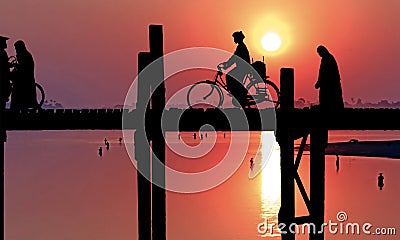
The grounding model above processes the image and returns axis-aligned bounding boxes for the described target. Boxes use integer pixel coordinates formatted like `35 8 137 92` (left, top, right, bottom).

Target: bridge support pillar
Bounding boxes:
278 68 295 240
310 123 326 240
135 52 152 240
149 24 166 240
278 67 327 240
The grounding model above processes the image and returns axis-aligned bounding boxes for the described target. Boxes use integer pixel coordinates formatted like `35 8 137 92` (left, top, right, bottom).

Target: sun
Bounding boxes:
261 32 282 52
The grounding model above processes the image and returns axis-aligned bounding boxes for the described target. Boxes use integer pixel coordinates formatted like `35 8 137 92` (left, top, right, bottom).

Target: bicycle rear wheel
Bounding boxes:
246 79 280 109
187 81 224 109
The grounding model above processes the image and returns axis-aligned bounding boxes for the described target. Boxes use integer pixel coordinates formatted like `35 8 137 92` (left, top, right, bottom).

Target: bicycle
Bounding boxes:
8 56 45 109
186 61 280 109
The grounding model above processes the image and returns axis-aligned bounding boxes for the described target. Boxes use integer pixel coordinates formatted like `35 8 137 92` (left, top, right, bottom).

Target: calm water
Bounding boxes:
4 130 400 239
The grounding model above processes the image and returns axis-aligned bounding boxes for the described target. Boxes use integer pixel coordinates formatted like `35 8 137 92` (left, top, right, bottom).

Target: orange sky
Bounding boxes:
1 0 399 108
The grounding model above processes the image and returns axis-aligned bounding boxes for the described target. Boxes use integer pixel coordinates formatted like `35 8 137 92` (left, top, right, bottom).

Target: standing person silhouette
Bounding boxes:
315 45 344 148
221 31 251 108
0 36 12 142
378 173 384 190
98 147 103 157
315 45 344 112
11 40 37 110
335 154 340 172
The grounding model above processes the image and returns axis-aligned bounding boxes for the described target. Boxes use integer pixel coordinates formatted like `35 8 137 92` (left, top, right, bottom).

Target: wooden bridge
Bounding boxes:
1 24 400 240
3 107 400 131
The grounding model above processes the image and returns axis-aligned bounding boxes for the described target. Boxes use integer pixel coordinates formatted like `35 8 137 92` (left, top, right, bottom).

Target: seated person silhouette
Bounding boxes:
220 31 251 108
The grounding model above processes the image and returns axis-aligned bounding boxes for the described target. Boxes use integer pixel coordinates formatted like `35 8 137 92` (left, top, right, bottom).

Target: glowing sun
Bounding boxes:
261 32 282 52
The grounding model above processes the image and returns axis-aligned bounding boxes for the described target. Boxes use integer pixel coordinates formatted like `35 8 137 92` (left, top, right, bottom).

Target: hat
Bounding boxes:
232 31 245 39
0 36 10 42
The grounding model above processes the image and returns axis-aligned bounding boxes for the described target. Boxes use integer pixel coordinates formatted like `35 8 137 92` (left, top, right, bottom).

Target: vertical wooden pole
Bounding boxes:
135 52 152 240
149 24 166 240
0 139 3 240
1 101 5 240
310 113 326 240
278 68 295 240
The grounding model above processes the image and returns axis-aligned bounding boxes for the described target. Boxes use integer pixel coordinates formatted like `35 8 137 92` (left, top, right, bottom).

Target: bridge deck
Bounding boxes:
4 108 400 131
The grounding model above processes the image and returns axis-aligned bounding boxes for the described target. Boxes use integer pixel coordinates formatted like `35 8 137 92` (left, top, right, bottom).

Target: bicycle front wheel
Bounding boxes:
187 81 224 109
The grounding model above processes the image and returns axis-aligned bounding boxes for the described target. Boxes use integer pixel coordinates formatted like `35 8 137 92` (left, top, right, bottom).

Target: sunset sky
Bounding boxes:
1 0 399 108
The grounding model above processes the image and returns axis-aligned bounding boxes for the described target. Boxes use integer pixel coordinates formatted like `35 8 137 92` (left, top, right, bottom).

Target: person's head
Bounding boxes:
379 173 383 175
0 36 9 49
317 45 330 58
232 31 245 44
14 40 27 53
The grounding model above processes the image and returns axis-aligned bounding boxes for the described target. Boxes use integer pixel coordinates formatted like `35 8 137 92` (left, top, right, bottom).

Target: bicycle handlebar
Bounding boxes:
217 63 224 76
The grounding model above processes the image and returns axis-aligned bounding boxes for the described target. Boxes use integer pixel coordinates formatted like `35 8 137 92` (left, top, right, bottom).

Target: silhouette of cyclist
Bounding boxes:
220 31 251 107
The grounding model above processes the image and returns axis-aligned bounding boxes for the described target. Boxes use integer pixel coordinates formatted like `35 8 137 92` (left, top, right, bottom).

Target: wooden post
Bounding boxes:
278 68 295 240
149 24 166 240
0 138 6 240
135 52 152 240
1 99 5 240
310 111 326 240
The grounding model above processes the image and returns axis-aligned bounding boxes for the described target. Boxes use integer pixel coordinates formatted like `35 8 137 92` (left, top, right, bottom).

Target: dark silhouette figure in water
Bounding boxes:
98 147 103 157
250 157 254 171
10 40 38 110
200 133 203 140
221 31 251 108
0 36 12 142
224 133 226 138
378 173 384 190
104 138 107 145
315 45 344 112
119 137 122 145
193 133 197 139
336 154 340 172
105 141 110 151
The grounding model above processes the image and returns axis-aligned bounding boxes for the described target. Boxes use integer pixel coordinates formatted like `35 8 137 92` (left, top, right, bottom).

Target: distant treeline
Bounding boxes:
295 98 400 109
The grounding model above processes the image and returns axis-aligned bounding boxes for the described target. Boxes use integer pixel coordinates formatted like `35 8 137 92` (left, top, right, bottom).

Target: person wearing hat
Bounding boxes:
220 31 251 108
0 36 12 141
11 40 37 109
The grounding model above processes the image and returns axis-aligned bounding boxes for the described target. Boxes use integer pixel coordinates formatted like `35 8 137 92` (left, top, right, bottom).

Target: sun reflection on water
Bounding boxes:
260 132 281 236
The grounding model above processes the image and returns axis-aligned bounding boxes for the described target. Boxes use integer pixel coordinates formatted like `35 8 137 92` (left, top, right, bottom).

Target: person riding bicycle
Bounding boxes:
220 31 251 107
11 40 38 110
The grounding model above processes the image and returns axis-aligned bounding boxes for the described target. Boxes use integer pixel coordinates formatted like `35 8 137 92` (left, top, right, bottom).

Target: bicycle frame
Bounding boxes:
187 63 280 109
212 66 228 91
